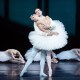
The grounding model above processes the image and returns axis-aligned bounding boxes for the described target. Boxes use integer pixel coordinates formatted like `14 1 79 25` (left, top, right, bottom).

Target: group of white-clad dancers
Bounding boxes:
0 8 80 77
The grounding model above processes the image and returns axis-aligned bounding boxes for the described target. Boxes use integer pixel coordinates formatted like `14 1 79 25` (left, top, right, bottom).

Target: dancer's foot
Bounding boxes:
48 77 52 80
51 58 58 63
40 72 47 77
48 69 52 77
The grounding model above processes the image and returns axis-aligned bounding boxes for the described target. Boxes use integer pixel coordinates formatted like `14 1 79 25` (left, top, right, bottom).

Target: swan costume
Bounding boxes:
0 51 11 62
29 18 68 51
25 18 68 61
20 18 68 77
56 50 80 61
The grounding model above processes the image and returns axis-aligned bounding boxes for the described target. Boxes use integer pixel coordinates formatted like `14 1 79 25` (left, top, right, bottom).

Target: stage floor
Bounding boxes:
0 61 80 80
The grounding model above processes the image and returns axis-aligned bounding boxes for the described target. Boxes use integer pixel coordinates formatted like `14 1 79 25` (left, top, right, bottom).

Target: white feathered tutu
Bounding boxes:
0 51 11 62
57 50 78 60
28 19 68 51
24 47 41 61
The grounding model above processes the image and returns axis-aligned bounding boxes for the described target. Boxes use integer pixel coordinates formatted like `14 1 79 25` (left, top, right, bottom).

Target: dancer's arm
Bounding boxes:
44 16 51 27
10 53 21 60
16 51 25 63
6 50 16 60
45 16 59 35
37 20 59 36
72 49 80 57
16 51 24 59
47 32 59 36
7 50 21 60
37 22 50 33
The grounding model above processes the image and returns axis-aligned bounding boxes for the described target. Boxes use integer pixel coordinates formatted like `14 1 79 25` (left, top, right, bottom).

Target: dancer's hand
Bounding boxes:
47 32 59 36
72 49 80 57
52 32 59 35
47 32 53 36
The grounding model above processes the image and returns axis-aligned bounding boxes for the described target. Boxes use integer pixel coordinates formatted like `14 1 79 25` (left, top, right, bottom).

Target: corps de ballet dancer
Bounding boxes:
56 48 80 61
20 8 68 77
0 49 25 64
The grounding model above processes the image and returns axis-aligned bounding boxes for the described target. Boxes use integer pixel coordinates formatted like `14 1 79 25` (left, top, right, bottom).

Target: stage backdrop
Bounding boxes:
9 0 38 27
49 0 76 36
0 0 4 17
0 0 76 36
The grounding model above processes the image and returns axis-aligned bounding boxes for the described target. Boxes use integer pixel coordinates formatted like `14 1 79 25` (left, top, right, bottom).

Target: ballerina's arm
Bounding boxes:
36 19 59 36
44 16 51 27
7 50 21 60
72 49 80 57
36 22 51 33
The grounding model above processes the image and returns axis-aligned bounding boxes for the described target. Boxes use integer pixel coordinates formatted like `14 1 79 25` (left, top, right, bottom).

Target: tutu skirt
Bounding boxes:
0 51 11 62
28 20 68 50
57 50 78 60
24 47 41 61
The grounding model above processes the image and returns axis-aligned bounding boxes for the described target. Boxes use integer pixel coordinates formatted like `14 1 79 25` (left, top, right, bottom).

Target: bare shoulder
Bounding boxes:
45 16 50 18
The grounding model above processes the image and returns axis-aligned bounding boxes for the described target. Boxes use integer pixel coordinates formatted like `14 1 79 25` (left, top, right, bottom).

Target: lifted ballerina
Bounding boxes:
20 8 68 77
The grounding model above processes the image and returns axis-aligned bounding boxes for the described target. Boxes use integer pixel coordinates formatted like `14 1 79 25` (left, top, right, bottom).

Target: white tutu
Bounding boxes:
0 51 11 62
24 47 41 61
28 19 68 51
57 50 78 60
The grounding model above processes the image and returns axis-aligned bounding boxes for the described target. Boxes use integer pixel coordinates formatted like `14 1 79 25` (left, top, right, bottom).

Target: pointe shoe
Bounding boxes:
48 69 52 77
40 72 47 77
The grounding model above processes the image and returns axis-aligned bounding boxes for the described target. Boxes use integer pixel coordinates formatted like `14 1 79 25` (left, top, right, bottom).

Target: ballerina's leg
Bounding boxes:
46 51 52 77
40 50 47 76
20 48 38 77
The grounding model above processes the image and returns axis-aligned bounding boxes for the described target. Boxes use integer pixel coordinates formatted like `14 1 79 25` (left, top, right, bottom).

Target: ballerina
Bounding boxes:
20 8 68 76
29 13 68 76
56 48 80 61
0 49 25 64
20 9 52 77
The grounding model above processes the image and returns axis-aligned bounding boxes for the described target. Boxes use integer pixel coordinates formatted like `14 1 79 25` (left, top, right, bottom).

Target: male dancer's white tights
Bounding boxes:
20 48 47 77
